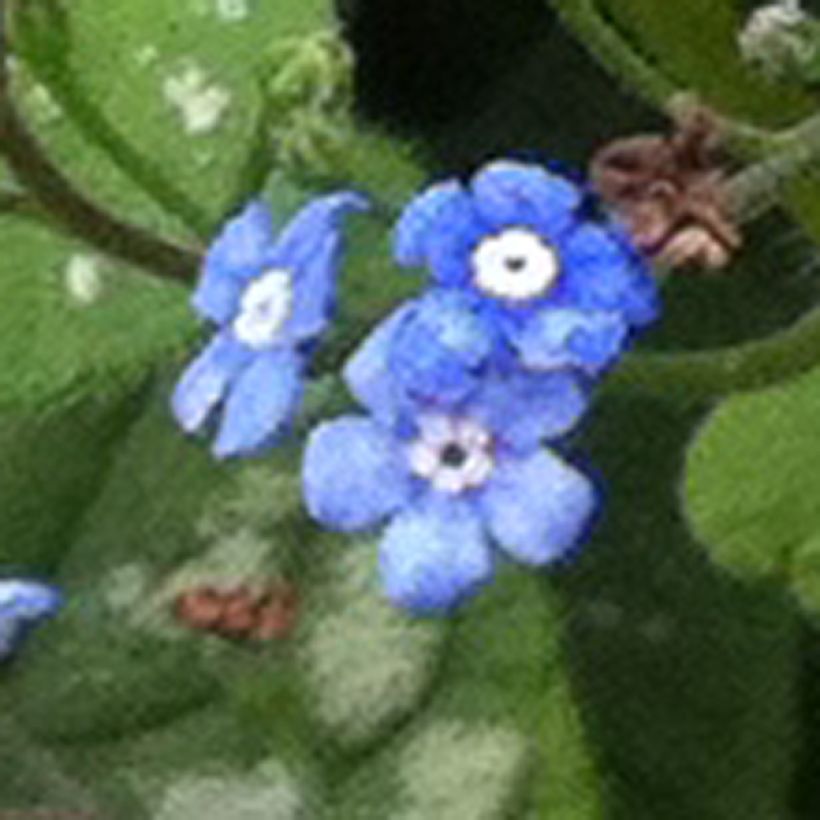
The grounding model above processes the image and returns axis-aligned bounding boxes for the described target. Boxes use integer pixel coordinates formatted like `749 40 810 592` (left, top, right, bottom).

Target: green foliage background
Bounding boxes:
3 0 820 817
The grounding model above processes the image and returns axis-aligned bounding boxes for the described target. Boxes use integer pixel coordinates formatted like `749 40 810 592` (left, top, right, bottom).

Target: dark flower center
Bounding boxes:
505 256 527 272
440 442 468 468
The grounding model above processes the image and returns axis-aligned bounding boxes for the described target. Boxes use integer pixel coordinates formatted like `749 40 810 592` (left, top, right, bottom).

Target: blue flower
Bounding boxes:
0 579 62 662
393 159 659 377
303 367 596 613
172 192 368 458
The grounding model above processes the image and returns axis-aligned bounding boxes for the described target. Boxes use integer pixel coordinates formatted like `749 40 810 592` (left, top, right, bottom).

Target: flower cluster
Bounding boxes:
304 160 659 612
173 160 660 614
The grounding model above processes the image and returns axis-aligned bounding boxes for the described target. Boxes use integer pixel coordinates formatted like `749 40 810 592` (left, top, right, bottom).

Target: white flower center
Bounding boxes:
471 227 560 301
407 415 495 495
232 269 293 349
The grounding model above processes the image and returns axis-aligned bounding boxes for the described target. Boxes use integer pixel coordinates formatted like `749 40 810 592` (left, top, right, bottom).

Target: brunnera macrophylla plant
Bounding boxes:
171 158 661 614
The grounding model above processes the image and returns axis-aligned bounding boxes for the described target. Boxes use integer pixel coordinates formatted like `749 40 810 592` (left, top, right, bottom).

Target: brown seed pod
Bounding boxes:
173 581 300 642
250 583 300 641
589 105 742 270
173 586 225 630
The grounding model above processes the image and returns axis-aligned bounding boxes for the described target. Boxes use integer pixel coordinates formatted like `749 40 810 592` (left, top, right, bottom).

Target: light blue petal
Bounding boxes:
171 332 252 434
394 180 476 267
511 308 628 374
0 580 62 620
427 229 475 287
195 200 276 323
470 160 581 236
343 302 417 426
560 224 660 327
191 266 247 326
0 580 62 661
379 494 494 613
388 288 496 405
271 191 369 270
469 369 588 451
284 233 338 342
303 415 415 532
212 347 303 458
479 449 597 565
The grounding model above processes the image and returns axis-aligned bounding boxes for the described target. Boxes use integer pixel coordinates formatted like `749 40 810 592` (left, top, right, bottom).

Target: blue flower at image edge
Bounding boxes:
172 192 368 458
302 367 597 614
0 579 62 662
393 159 660 379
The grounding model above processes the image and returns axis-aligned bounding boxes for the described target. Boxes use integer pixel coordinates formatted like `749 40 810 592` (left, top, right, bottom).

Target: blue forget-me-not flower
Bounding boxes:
172 192 367 458
0 578 62 662
303 360 597 613
392 159 659 390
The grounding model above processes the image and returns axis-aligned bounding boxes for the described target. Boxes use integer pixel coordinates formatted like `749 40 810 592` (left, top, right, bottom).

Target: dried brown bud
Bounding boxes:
172 580 299 642
174 586 224 630
589 105 741 270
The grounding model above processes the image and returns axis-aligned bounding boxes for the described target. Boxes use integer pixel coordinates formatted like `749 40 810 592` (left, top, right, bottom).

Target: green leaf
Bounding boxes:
0 215 195 412
684 362 820 608
333 567 605 819
5 379 315 744
294 539 447 750
595 0 814 123
0 716 105 816
0 390 144 571
0 593 220 744
573 392 801 819
11 0 340 237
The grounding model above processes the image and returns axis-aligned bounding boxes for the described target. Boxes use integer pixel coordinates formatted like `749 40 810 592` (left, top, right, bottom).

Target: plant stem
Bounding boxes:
610 111 820 401
0 0 200 282
551 0 785 157
726 111 820 223
551 0 676 110
606 303 820 402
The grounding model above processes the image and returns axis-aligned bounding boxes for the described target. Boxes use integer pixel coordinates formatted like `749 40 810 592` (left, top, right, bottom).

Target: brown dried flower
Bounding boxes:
589 106 742 270
174 580 299 642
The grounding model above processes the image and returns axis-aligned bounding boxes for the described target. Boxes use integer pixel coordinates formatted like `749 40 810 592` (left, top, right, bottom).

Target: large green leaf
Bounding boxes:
332 567 605 820
0 390 144 571
0 215 195 412
684 362 820 613
10 0 338 238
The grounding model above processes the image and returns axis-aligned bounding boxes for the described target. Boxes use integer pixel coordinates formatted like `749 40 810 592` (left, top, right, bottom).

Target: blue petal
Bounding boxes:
478 449 597 565
171 331 252 435
470 160 581 237
387 289 497 406
511 308 628 374
394 180 477 268
560 224 660 327
303 415 414 531
0 580 62 661
270 191 369 271
379 494 493 613
0 580 62 620
469 369 589 451
427 225 482 288
212 347 304 458
343 302 418 427
195 200 276 324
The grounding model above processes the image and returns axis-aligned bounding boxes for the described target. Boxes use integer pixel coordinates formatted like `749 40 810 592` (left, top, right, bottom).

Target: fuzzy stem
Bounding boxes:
0 0 200 282
607 110 820 402
726 111 820 223
551 0 785 157
551 0 676 109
